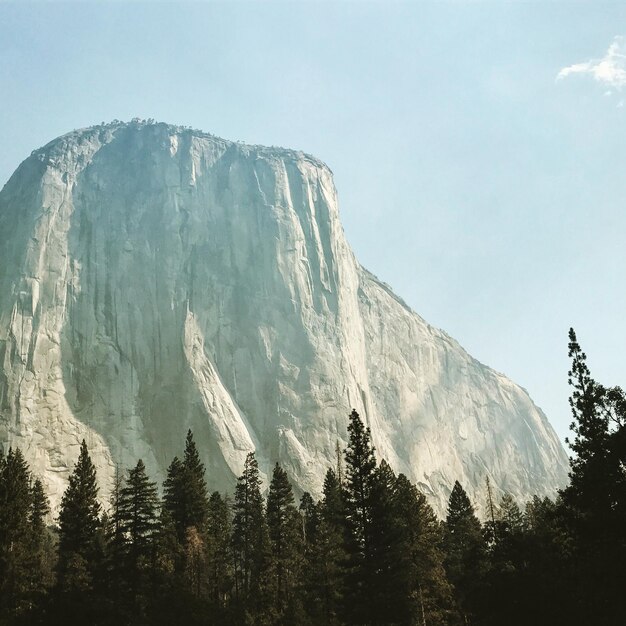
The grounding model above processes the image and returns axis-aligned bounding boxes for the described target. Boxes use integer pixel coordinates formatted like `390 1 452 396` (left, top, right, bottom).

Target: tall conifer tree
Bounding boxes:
162 432 210 543
368 460 405 624
231 452 270 619
0 448 34 618
162 456 185 542
181 430 210 532
395 474 456 626
561 328 626 623
206 491 233 610
299 492 317 546
266 463 304 623
484 493 527 625
305 469 345 626
57 440 102 593
28 478 54 602
443 481 486 624
117 460 159 573
342 409 377 625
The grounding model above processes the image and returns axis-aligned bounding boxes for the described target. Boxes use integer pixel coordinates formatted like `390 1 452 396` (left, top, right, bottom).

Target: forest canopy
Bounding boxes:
0 328 624 626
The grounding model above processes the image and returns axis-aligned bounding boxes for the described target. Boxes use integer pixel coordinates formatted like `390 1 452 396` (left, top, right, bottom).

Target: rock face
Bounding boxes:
0 121 568 515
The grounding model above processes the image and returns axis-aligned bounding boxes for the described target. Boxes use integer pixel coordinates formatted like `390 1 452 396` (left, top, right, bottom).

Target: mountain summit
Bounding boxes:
0 120 568 513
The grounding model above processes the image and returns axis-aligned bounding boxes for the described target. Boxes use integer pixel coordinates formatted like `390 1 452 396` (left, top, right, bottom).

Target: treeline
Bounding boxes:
0 328 625 626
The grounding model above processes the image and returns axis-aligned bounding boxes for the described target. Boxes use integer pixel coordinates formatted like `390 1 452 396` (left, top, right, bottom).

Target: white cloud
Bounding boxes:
557 36 626 90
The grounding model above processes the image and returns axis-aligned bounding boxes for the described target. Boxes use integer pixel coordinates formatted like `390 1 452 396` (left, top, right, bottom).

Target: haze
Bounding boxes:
2 1 625 444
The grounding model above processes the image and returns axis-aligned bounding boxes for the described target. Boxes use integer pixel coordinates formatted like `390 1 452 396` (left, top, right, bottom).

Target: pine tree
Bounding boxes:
335 440 344 486
344 410 377 552
299 492 317 545
443 481 486 624
153 507 182 579
151 506 185 619
321 468 344 531
564 328 614 511
521 495 574 625
117 460 159 575
184 526 207 599
485 493 527 626
560 329 626 624
497 493 524 535
483 476 498 549
181 430 210 532
231 452 270 620
342 409 377 625
57 439 102 593
30 478 48 530
0 448 35 618
162 456 185 541
105 465 126 590
206 491 233 610
27 478 55 603
367 459 405 624
395 473 457 626
304 469 345 626
162 432 210 542
266 463 304 623
159 437 213 616
564 328 626 525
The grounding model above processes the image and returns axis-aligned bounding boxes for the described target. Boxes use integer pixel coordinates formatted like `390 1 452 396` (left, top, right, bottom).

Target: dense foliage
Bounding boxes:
0 328 624 625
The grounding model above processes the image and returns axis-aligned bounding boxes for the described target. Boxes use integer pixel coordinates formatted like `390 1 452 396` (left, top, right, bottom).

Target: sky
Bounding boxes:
1 1 626 445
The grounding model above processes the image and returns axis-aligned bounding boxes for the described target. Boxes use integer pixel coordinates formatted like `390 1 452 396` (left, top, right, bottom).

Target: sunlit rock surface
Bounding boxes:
0 121 569 514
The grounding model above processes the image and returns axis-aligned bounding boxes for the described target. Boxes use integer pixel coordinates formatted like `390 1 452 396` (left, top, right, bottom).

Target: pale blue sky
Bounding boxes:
2 1 626 444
